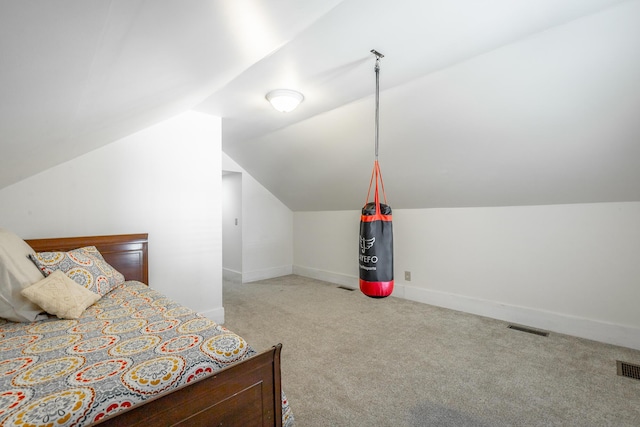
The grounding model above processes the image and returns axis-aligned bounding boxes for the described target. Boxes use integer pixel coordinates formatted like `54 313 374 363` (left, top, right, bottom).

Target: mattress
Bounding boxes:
0 281 294 426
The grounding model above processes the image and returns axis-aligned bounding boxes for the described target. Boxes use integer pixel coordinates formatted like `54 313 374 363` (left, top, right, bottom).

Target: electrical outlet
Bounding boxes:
404 271 411 281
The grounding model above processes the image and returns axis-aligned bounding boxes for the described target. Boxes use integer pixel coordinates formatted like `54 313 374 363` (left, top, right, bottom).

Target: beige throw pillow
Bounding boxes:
21 270 101 319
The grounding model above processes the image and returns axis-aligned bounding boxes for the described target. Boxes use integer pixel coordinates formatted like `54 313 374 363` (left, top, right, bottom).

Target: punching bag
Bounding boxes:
359 50 393 298
359 160 393 298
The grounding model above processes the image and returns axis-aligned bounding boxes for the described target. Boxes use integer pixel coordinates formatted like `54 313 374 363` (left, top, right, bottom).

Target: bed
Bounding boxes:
0 232 293 426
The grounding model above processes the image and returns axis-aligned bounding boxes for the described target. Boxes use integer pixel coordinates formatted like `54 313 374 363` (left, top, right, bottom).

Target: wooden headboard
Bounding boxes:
25 233 149 285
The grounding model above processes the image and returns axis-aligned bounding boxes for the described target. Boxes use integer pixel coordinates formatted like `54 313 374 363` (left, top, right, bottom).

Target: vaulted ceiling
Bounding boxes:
2 0 639 211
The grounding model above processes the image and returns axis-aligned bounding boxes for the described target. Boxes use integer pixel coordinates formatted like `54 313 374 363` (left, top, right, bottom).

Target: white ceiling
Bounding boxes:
2 0 639 211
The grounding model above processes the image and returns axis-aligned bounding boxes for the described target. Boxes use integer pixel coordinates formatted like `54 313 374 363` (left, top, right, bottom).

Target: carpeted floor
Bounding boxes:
223 275 640 427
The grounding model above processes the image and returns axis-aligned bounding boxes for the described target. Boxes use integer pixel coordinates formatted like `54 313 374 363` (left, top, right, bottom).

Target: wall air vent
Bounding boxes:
507 324 549 337
617 361 640 380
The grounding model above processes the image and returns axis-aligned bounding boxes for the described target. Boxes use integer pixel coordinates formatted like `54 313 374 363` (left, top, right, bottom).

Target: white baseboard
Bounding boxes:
199 306 225 325
223 268 242 283
292 265 358 288
396 283 640 350
243 265 293 283
293 266 640 351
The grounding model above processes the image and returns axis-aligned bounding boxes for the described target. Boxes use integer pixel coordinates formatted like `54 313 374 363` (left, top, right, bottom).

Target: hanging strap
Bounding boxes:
363 160 391 221
364 160 388 207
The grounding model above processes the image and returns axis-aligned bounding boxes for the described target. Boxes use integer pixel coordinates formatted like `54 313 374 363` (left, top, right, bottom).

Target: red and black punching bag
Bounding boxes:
359 50 393 298
359 160 393 298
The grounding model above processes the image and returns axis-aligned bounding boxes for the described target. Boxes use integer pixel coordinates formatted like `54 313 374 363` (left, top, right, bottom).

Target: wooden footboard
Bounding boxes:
95 344 283 427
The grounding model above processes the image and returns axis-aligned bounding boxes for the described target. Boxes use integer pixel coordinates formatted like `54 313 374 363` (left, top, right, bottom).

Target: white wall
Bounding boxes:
0 111 225 323
222 172 242 277
293 210 359 287
293 202 640 350
222 153 293 282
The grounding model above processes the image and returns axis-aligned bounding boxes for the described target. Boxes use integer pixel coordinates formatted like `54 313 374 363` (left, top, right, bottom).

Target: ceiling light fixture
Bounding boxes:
265 89 304 112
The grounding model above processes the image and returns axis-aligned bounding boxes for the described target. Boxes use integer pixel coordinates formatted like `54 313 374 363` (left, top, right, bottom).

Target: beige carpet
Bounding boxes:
223 275 640 427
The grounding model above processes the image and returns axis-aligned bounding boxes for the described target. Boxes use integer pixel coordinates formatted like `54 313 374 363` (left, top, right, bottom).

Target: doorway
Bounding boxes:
222 171 242 283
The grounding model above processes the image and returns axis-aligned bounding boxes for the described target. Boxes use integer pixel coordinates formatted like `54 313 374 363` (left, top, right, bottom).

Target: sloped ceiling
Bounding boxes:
2 0 639 211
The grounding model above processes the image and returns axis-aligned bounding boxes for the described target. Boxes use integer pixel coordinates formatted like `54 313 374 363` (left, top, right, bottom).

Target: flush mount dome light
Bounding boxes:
266 89 304 112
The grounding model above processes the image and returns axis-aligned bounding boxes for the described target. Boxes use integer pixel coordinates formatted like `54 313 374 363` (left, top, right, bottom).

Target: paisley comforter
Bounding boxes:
0 281 293 426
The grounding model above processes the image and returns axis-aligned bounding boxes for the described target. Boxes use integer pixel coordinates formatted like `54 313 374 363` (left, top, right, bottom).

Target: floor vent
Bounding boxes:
507 324 549 337
337 286 355 291
617 361 640 380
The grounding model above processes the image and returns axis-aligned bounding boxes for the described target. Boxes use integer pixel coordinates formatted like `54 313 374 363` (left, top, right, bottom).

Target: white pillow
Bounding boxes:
0 228 48 322
21 270 101 319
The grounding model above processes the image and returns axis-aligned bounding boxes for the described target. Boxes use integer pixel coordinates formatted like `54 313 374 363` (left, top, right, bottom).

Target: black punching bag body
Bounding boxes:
359 161 394 298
